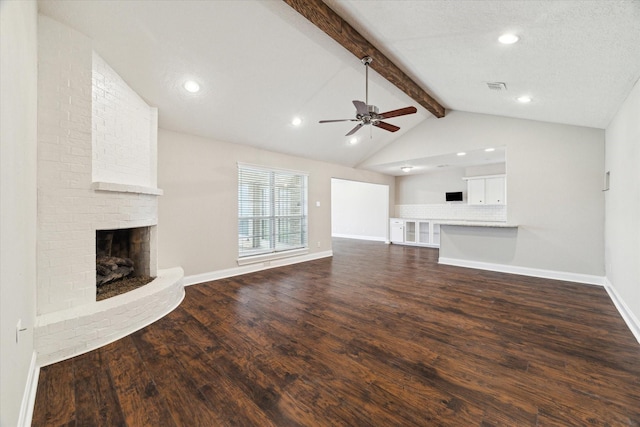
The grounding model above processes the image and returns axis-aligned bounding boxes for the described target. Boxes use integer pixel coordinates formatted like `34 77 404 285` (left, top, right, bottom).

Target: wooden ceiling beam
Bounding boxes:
282 0 446 118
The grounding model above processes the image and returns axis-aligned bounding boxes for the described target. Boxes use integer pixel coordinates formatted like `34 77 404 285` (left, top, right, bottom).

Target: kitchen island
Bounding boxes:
390 218 517 248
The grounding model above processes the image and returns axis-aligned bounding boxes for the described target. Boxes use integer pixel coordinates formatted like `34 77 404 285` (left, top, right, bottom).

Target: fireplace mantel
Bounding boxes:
91 181 164 196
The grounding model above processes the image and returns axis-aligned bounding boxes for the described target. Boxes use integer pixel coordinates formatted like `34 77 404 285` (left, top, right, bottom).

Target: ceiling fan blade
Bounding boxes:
345 123 364 136
353 100 368 116
319 119 358 123
378 106 417 119
374 121 400 133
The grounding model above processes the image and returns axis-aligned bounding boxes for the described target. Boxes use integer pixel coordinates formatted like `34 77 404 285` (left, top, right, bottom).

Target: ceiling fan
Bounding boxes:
319 56 417 136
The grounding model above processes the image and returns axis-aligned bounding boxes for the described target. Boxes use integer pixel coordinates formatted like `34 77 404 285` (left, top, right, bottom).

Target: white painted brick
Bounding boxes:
36 15 167 364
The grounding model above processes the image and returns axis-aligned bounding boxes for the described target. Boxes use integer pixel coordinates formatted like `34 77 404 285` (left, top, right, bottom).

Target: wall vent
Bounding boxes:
486 82 507 91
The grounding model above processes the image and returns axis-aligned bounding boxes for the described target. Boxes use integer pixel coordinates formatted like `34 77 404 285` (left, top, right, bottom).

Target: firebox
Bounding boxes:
96 227 152 298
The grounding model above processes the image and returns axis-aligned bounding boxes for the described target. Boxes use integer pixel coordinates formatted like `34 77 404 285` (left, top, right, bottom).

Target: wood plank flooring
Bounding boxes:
32 239 640 426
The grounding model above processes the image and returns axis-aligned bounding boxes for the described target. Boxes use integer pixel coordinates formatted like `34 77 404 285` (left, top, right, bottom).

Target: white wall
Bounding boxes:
362 110 605 277
331 178 389 241
605 77 640 331
396 167 466 205
157 129 394 278
0 0 39 425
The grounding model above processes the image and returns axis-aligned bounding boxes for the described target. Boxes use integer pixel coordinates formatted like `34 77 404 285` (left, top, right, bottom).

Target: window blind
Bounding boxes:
238 164 308 258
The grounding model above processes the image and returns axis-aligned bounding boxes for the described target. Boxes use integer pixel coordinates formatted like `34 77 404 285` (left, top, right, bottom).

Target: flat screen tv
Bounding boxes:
446 191 463 202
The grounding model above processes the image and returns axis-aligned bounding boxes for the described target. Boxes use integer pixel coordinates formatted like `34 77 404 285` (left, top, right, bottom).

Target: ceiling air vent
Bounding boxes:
486 82 507 91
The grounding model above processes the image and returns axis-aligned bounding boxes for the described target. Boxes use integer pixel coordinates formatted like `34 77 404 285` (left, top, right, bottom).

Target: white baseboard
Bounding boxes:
331 234 386 242
438 257 606 286
18 351 39 427
183 250 333 286
604 278 640 345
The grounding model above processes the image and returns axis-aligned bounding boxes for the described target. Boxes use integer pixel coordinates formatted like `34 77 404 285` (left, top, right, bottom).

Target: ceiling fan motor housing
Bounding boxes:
319 56 416 136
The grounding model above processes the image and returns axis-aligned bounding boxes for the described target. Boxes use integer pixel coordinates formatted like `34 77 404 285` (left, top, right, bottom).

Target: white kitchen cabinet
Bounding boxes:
485 177 506 205
390 219 404 243
467 178 486 204
418 220 430 245
432 223 441 246
465 175 506 205
390 219 437 247
404 220 417 243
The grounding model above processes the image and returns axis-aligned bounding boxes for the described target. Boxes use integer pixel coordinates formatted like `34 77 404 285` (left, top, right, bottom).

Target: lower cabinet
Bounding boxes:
390 219 404 243
390 218 439 248
405 220 417 243
432 223 441 246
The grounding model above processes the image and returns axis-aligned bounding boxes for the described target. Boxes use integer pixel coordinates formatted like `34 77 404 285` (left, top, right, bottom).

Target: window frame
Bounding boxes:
237 163 309 264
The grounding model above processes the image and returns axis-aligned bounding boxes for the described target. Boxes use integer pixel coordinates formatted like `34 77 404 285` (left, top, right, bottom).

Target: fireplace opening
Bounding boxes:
96 227 154 300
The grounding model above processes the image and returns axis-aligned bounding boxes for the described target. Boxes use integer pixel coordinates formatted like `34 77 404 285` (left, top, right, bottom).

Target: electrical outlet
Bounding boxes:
317 241 321 248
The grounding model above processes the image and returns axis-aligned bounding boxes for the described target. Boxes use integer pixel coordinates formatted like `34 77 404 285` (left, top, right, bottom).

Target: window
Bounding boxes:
238 164 308 259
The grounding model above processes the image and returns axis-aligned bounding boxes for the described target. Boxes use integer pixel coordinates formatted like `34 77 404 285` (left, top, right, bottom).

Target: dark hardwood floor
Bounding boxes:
32 239 640 426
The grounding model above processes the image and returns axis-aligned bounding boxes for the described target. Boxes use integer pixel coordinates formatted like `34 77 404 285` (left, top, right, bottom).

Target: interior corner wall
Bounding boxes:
0 0 39 425
605 77 640 327
362 110 605 277
157 129 394 277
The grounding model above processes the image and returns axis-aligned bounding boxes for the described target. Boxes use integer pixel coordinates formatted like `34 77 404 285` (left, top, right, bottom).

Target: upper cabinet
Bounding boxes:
464 175 506 205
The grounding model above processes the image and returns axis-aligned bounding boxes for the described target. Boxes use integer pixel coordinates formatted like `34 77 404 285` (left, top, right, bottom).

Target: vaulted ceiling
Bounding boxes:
38 0 640 172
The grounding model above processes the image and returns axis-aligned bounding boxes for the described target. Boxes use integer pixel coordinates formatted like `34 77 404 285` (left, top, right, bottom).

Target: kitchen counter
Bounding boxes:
435 220 517 228
396 217 517 228
390 218 518 249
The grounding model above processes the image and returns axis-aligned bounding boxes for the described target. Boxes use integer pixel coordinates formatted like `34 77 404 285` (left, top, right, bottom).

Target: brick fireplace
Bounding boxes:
34 15 183 366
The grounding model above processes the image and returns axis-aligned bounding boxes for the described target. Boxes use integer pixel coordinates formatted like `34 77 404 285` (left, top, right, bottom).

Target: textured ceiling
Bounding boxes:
38 0 640 171
325 0 640 129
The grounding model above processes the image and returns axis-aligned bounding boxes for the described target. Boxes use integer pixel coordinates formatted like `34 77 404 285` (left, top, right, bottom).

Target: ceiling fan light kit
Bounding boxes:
319 56 417 136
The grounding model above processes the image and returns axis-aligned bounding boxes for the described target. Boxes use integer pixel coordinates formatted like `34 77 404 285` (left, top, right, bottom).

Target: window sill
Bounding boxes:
237 248 309 266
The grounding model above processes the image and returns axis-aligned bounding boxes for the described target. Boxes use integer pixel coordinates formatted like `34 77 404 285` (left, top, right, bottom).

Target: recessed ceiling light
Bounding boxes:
485 147 495 152
349 137 358 145
183 80 200 93
291 117 302 126
401 166 413 173
517 95 532 103
457 152 466 156
498 33 519 44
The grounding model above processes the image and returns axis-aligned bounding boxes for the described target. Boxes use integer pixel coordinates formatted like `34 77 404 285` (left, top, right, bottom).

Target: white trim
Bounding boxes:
184 250 333 286
393 241 440 249
237 248 309 266
604 278 640 345
438 257 606 286
331 233 386 242
462 173 506 181
17 351 39 427
237 161 309 177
